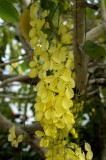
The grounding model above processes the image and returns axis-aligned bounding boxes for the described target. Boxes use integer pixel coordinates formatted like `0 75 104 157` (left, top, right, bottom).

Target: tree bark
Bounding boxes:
73 0 88 93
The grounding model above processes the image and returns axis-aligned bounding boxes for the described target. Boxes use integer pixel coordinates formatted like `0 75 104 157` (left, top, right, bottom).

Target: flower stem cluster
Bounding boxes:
29 2 93 160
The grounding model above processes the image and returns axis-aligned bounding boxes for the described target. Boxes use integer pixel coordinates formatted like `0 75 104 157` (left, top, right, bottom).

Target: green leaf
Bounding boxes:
7 0 18 3
52 6 59 27
104 0 106 8
83 40 106 59
0 0 19 22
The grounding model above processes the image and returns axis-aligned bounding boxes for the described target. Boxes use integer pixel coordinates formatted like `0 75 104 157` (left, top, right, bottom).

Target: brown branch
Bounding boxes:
73 0 87 93
0 112 46 159
15 24 33 59
0 55 31 67
87 89 99 96
86 21 106 41
23 122 43 134
89 78 106 86
100 0 106 20
0 74 39 87
0 93 35 99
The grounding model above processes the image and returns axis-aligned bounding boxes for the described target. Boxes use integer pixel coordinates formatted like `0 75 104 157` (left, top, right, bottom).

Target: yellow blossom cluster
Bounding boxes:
8 125 23 148
28 2 93 160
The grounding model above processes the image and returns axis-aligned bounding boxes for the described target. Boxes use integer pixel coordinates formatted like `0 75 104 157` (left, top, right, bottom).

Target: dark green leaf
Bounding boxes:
83 40 106 59
0 0 19 22
7 0 18 3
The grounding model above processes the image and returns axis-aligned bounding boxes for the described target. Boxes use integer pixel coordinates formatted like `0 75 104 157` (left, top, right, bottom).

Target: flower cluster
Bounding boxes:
29 2 93 160
8 125 23 148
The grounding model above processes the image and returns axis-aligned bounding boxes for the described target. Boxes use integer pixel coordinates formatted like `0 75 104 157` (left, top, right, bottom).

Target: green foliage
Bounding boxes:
40 0 70 28
7 0 18 3
83 40 106 60
0 0 19 22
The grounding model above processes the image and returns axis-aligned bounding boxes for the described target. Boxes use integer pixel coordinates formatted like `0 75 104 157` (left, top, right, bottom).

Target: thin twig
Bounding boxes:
0 75 29 87
0 93 35 99
0 74 39 87
89 78 106 85
0 54 31 67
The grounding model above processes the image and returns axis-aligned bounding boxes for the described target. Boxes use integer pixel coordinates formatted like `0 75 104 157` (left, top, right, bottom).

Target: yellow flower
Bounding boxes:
85 142 93 160
62 96 73 109
42 10 49 18
35 131 44 137
29 68 38 78
45 107 55 120
30 36 38 48
29 27 37 38
60 68 72 82
40 137 50 147
8 125 23 148
75 147 85 160
8 125 16 142
30 2 39 19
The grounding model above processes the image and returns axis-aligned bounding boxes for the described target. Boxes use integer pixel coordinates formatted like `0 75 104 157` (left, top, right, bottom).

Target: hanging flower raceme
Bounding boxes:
28 2 93 160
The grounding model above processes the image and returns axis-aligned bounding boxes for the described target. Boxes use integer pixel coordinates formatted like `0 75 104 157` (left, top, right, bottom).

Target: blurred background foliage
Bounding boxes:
0 0 106 160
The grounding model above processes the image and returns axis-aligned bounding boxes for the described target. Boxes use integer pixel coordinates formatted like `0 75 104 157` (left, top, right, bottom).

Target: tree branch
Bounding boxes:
23 122 43 134
89 78 106 86
0 93 35 99
86 21 106 40
73 0 87 93
0 74 39 87
0 55 31 67
100 0 106 20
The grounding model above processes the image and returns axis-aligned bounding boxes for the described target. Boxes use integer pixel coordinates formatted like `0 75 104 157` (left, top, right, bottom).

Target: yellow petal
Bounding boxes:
30 2 39 19
34 102 46 112
65 87 74 99
29 68 38 78
36 19 45 30
48 47 57 54
55 122 65 129
45 108 51 120
9 125 15 133
29 27 37 38
61 33 72 44
62 96 73 109
35 111 43 121
29 61 37 68
41 39 49 51
66 148 80 160
12 140 18 148
8 134 15 142
86 150 93 159
62 113 75 126
8 126 16 140
30 36 38 48
40 137 49 147
44 22 50 29
57 79 65 93
69 78 75 88
42 10 48 18
17 135 23 143
51 52 61 63
60 68 71 82
85 142 91 151
35 131 44 137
